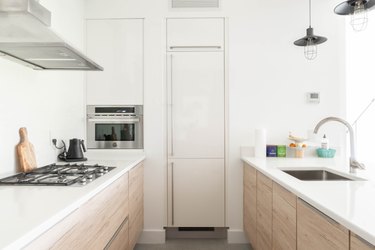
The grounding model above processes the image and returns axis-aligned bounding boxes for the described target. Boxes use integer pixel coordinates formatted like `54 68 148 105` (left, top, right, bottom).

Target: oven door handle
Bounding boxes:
87 118 140 123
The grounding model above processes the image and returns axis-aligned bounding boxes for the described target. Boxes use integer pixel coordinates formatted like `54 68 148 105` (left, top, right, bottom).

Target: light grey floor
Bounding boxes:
134 239 252 250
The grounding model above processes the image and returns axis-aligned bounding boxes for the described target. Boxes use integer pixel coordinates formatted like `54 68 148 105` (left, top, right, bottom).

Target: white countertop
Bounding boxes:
0 153 145 250
242 157 375 246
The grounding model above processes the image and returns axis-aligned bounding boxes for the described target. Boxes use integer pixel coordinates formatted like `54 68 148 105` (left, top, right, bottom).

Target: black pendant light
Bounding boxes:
294 0 327 60
334 0 375 31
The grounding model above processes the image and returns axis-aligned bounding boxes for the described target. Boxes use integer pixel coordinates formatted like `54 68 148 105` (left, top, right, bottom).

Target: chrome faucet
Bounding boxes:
313 116 365 173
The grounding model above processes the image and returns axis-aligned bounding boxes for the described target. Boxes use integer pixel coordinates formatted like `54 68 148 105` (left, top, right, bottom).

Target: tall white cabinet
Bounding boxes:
86 19 144 105
166 18 225 227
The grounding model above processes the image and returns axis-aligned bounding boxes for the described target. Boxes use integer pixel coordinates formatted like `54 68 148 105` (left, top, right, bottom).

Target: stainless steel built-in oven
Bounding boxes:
87 105 143 149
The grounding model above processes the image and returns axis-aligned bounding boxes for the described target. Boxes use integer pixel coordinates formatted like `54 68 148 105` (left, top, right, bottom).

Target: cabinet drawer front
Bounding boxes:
105 218 129 250
297 199 349 250
26 173 129 250
273 182 296 208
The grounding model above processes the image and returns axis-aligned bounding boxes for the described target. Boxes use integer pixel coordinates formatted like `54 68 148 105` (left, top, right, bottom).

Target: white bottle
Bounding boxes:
321 134 329 149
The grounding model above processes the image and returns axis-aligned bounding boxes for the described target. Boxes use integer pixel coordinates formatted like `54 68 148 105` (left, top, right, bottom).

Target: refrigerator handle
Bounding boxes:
171 162 175 225
170 54 174 157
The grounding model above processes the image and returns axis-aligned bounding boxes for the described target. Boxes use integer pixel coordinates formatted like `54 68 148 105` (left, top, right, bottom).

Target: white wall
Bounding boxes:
226 0 347 242
0 0 86 175
85 0 346 244
346 11 375 166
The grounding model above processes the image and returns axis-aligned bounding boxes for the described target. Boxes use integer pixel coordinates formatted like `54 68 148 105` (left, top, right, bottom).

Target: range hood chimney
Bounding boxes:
0 0 103 71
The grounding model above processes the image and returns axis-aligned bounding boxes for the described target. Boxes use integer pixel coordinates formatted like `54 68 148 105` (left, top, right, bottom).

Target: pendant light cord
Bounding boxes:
309 0 312 28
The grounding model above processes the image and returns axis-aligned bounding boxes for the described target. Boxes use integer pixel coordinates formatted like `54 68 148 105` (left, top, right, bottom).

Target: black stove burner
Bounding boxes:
0 163 115 186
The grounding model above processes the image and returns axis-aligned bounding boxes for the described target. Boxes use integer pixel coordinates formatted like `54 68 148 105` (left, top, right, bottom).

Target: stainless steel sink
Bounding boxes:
282 170 355 181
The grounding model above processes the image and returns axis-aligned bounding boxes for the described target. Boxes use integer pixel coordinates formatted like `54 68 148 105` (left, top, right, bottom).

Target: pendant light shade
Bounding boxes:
334 0 375 14
334 0 375 31
294 0 327 60
294 27 328 46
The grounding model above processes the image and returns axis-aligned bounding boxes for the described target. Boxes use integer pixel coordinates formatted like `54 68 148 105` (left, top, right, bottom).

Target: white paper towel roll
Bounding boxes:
254 128 267 158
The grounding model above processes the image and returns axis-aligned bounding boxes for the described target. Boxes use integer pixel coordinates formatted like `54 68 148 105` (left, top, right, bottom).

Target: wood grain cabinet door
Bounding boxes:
272 182 297 250
351 232 375 250
243 163 257 248
129 163 144 250
297 199 349 250
256 172 273 250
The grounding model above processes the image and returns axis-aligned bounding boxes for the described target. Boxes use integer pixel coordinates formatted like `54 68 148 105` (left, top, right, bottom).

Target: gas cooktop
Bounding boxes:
0 163 115 186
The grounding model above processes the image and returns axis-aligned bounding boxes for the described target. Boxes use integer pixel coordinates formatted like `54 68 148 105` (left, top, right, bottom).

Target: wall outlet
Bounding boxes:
49 130 58 149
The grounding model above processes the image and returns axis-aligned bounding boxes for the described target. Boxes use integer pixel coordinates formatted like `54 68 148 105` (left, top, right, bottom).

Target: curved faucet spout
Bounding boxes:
313 117 355 157
313 116 365 173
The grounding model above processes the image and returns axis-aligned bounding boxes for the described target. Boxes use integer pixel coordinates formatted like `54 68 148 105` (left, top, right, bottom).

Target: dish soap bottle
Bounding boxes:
321 134 329 149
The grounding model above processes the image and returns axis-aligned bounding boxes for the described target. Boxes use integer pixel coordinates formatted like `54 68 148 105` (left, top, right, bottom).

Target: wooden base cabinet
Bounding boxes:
297 199 349 250
243 164 257 248
256 171 273 250
129 163 144 250
272 182 297 250
25 173 129 250
351 232 375 250
243 163 374 250
25 162 144 250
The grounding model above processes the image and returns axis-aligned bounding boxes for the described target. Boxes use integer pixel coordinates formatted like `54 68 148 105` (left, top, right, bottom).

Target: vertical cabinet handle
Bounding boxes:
171 162 175 225
169 46 222 50
170 54 174 157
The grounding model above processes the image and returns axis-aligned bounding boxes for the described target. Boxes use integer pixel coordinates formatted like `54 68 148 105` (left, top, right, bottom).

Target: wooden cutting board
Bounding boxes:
16 127 37 173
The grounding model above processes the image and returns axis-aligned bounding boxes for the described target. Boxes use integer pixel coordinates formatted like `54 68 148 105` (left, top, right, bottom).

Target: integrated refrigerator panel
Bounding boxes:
167 52 225 159
167 159 225 227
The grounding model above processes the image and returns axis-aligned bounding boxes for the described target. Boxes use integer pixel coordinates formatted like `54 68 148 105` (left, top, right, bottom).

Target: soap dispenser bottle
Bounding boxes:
321 134 329 149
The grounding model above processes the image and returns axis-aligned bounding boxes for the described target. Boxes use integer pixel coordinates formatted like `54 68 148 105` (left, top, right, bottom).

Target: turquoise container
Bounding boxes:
316 148 336 158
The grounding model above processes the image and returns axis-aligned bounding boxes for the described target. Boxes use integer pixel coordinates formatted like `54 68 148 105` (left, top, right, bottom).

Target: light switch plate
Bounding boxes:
307 92 320 103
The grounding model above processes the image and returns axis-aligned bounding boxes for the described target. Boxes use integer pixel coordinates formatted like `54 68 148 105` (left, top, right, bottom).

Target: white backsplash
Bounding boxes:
0 0 86 175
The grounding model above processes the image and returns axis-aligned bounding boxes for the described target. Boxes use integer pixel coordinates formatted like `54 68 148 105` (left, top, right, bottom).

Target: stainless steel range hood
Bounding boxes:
0 0 103 71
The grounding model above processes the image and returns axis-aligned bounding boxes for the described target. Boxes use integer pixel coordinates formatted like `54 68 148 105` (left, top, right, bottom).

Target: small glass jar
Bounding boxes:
295 147 304 158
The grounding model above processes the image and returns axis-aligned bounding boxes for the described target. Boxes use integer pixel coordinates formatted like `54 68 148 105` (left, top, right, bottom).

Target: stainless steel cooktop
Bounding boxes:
0 163 115 186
